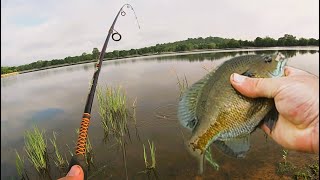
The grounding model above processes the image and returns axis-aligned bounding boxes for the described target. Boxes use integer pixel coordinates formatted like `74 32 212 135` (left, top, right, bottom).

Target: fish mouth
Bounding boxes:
268 58 288 77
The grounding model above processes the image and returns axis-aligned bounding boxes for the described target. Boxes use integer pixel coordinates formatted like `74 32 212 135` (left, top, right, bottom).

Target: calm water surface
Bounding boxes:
1 49 319 179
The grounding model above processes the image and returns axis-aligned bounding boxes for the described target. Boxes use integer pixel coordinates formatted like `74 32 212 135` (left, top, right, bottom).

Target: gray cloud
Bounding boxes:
1 0 319 66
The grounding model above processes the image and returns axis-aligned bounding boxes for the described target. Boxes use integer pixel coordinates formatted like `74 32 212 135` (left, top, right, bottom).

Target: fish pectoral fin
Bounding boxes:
214 135 250 158
241 70 255 77
260 105 279 133
178 74 210 130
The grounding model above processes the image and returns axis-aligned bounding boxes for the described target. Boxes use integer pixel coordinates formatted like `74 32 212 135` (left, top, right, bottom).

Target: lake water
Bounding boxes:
1 48 319 179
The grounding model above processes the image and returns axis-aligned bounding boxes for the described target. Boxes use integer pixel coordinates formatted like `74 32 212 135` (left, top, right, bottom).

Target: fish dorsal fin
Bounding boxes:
214 135 250 158
178 74 211 130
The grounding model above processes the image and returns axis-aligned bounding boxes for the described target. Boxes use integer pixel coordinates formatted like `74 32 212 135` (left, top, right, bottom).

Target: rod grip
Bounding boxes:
68 154 87 180
68 113 91 180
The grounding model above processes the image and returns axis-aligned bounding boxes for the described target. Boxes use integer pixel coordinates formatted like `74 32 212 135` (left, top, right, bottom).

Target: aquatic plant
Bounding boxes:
282 149 288 165
96 85 129 141
24 126 49 176
132 97 138 125
15 150 27 179
49 132 66 169
137 140 159 179
143 140 156 169
175 73 189 99
97 85 134 180
277 149 295 176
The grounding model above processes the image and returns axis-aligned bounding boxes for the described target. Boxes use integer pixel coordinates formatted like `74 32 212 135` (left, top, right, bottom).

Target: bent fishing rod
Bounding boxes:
68 4 140 179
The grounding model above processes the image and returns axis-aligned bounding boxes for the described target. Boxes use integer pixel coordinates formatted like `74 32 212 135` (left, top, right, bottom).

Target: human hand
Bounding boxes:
230 66 319 154
58 165 84 180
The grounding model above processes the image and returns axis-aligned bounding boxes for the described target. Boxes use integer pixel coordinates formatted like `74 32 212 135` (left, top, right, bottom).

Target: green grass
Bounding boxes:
175 72 189 99
96 85 131 180
24 126 48 175
49 131 66 168
15 150 25 179
143 140 156 169
96 85 129 141
137 140 159 179
276 149 319 179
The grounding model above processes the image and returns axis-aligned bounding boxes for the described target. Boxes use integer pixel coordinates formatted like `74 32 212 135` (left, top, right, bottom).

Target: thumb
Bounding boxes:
230 73 283 98
58 165 84 180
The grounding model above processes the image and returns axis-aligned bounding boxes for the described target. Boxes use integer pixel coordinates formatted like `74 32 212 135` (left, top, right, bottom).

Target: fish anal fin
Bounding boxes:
214 135 250 158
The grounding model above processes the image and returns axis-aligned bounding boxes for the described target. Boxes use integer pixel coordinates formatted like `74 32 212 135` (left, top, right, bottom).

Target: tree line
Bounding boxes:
1 34 319 74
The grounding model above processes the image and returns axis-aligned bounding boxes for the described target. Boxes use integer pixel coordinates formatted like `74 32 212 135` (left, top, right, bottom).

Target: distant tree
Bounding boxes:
2 34 318 74
308 38 319 46
92 48 100 59
263 37 277 47
298 38 309 46
227 39 240 48
277 34 298 46
254 37 264 47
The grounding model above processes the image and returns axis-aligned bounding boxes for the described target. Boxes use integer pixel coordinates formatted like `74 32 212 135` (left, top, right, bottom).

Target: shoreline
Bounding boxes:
1 46 319 78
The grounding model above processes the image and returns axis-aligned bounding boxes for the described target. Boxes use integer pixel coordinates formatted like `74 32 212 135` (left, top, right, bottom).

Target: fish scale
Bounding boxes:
177 53 287 173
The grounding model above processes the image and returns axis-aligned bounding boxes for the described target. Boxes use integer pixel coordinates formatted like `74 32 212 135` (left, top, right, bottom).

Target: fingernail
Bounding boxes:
67 165 81 176
232 73 246 83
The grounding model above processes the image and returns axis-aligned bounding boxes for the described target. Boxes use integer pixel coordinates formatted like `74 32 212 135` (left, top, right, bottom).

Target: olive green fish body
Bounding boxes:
178 53 287 159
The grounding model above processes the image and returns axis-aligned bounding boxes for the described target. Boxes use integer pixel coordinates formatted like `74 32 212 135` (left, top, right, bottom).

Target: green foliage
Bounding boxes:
1 34 318 74
143 140 156 169
92 48 100 59
50 131 66 168
24 126 48 174
15 150 25 178
276 149 319 180
96 85 129 141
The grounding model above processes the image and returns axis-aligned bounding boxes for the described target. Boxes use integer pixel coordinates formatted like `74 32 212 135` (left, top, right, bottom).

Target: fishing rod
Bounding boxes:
68 4 140 179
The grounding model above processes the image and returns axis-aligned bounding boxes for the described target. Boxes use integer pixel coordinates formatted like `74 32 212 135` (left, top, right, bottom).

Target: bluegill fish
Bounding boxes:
178 53 287 172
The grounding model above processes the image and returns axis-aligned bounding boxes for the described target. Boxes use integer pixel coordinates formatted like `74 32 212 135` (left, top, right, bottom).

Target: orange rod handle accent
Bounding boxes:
75 113 91 155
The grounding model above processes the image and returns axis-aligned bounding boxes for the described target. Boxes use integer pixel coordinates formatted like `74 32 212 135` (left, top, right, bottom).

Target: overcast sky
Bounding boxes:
1 0 319 66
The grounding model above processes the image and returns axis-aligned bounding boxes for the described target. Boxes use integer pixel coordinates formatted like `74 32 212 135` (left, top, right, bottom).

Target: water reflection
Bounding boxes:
1 48 318 179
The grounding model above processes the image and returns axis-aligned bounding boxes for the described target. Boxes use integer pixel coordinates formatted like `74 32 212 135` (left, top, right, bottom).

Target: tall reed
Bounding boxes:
96 85 130 180
24 126 50 178
15 150 26 179
50 132 66 170
138 140 158 180
175 72 189 99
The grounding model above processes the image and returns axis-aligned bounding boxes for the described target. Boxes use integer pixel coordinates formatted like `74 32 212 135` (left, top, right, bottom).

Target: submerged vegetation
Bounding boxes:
276 149 319 180
96 85 132 180
175 73 189 99
1 34 319 74
50 131 67 170
24 127 50 177
96 85 129 142
137 140 159 180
